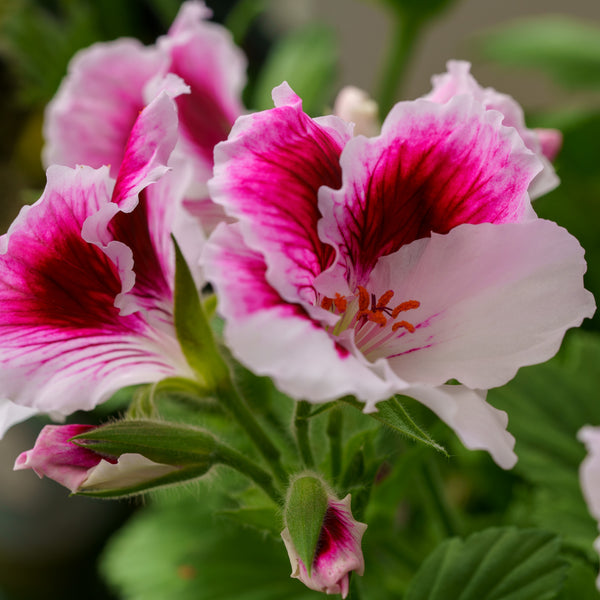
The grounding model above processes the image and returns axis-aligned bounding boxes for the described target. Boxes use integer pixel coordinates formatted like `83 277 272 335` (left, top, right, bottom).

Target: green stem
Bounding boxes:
376 11 422 116
326 406 343 483
218 378 288 486
294 401 315 468
216 443 283 505
420 458 461 538
348 573 363 600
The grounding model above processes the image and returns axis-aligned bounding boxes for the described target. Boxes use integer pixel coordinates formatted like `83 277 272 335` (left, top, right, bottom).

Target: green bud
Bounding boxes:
283 473 329 576
71 419 218 466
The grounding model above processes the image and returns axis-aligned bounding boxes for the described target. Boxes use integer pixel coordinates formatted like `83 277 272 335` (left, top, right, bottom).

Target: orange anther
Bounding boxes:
357 286 370 312
392 320 416 333
333 293 347 313
376 290 394 309
368 311 387 326
321 297 333 311
391 300 420 318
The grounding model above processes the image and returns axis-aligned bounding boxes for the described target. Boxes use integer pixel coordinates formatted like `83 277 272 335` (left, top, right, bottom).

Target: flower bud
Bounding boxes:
333 86 380 137
13 420 219 497
281 474 367 598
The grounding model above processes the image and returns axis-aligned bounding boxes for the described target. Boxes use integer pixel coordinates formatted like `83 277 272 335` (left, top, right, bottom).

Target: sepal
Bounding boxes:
283 473 329 576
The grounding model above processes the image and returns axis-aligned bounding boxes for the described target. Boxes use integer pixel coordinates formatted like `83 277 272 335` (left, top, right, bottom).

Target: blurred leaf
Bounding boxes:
558 558 600 600
489 331 600 552
0 0 100 106
252 24 338 115
477 16 600 89
405 527 567 600
218 486 281 537
101 492 324 600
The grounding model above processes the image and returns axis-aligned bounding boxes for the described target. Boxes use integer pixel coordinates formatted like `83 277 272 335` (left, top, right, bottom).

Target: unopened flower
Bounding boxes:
43 0 246 232
333 86 380 137
281 475 366 598
578 425 600 589
14 424 176 493
425 60 561 199
0 91 196 437
203 82 595 469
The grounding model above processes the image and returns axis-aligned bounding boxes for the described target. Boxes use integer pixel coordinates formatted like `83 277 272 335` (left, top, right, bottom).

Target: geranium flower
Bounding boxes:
202 83 595 468
424 60 561 199
43 0 246 232
0 90 197 437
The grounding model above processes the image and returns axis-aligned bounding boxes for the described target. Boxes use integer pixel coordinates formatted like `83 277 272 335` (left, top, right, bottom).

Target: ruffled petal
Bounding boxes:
43 39 167 175
160 0 246 180
209 83 352 305
425 60 559 199
202 223 395 404
361 220 595 389
318 94 541 289
408 385 516 469
0 165 191 418
0 399 39 439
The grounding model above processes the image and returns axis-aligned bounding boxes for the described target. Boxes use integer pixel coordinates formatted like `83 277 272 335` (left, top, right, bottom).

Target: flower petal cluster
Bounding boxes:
0 91 195 437
14 424 176 493
282 494 367 598
43 0 246 232
424 60 561 199
203 81 595 469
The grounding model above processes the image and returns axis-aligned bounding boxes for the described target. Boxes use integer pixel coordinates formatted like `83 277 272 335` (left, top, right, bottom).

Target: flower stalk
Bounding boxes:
295 401 316 469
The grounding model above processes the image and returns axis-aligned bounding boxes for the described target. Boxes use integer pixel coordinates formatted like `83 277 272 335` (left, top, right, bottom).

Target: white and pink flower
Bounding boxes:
43 0 246 232
282 494 367 598
0 90 197 437
202 82 595 469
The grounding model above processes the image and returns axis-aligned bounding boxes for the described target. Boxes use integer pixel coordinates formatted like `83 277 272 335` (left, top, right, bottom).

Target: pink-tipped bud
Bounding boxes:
282 476 367 598
13 424 177 494
14 424 112 492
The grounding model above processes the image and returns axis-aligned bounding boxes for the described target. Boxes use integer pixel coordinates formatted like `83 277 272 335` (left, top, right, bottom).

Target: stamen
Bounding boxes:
368 311 387 326
391 300 420 318
333 293 347 313
376 290 394 309
392 320 416 333
321 297 333 311
357 286 370 312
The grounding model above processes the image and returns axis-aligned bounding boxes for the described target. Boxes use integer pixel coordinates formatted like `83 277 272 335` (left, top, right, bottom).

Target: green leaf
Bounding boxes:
283 475 329 577
72 419 218 466
252 25 338 116
558 558 600 600
101 492 324 600
172 237 229 388
405 527 567 600
488 331 600 552
344 396 447 455
476 17 600 89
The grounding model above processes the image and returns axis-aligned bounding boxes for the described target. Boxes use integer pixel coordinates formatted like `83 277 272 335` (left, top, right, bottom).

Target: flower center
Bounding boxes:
320 286 420 335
